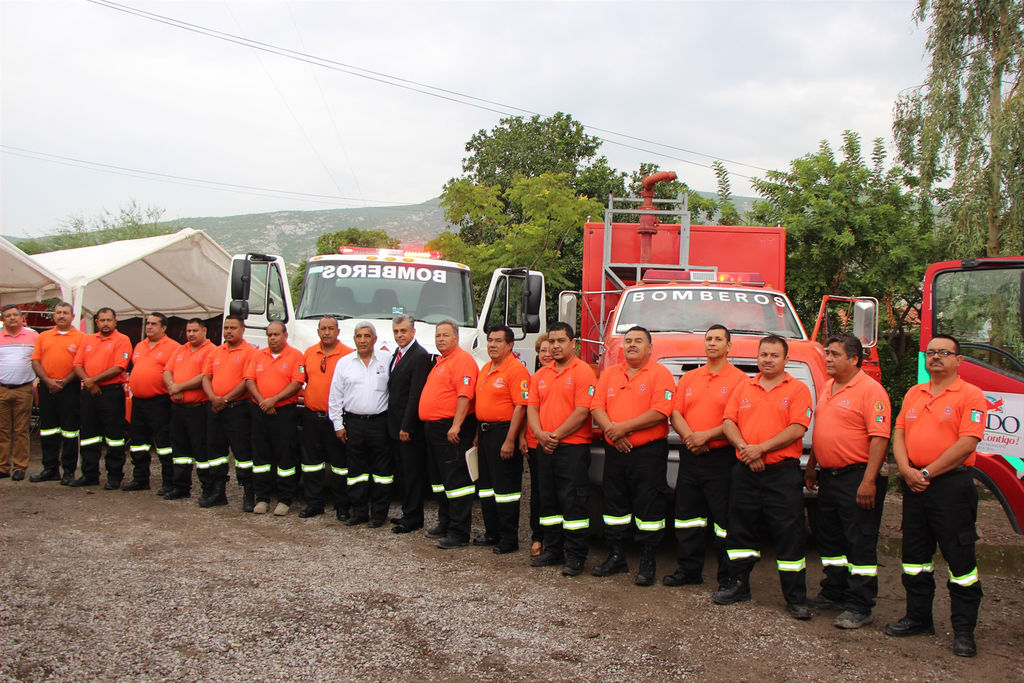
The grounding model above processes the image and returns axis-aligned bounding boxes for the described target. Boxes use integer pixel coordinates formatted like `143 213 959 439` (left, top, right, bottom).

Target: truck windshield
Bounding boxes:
614 287 804 338
297 261 477 326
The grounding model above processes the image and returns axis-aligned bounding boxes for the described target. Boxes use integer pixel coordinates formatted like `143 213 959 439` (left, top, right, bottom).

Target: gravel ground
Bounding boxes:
2 442 1023 682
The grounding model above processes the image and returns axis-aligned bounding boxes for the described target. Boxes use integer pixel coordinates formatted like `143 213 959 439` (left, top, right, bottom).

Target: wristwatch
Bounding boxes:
920 468 931 481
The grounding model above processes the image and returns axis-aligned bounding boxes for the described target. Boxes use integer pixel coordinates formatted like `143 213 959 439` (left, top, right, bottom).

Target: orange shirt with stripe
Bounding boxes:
304 342 354 412
129 336 180 398
723 372 812 465
475 354 530 423
591 359 675 447
32 327 85 380
419 347 478 422
73 331 132 386
895 376 986 468
812 371 891 468
527 356 597 445
202 341 256 399
674 362 747 449
244 344 306 407
165 340 215 404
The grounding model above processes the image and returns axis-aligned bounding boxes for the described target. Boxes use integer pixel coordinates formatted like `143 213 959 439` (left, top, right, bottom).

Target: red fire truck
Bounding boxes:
920 258 1024 533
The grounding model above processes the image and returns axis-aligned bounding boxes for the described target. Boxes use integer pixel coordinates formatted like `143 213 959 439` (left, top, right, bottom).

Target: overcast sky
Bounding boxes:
0 0 929 238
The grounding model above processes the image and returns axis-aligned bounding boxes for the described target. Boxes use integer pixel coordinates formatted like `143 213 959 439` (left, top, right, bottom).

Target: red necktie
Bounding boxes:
394 349 402 367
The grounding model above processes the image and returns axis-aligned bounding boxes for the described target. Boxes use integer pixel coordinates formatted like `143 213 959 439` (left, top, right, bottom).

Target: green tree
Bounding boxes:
748 131 937 402
289 228 400 301
18 201 177 254
893 0 1024 256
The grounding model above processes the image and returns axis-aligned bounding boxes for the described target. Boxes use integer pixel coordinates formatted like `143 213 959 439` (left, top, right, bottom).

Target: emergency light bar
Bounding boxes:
337 246 443 260
639 269 765 286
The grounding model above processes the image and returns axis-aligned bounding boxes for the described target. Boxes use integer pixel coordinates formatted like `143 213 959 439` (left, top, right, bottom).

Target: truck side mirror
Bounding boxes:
522 272 543 333
229 300 249 318
231 258 251 301
558 292 579 328
852 298 878 348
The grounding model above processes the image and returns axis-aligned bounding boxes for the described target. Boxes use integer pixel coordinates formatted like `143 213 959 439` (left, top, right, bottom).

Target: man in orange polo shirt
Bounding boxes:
30 301 84 484
125 312 179 492
885 334 986 658
715 334 813 620
418 319 478 549
591 326 674 586
299 316 353 519
164 318 215 503
805 333 890 629
202 316 257 511
666 324 747 590
527 321 597 576
71 307 131 488
245 321 305 516
474 324 530 554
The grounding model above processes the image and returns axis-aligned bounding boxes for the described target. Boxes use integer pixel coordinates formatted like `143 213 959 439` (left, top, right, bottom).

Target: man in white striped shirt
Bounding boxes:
0 305 39 481
328 322 392 527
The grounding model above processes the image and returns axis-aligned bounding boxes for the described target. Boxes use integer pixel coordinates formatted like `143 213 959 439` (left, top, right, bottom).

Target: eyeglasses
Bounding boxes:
320 357 328 373
925 349 957 358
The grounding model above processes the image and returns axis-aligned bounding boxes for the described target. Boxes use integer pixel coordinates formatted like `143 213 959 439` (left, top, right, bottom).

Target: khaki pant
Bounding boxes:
0 383 34 474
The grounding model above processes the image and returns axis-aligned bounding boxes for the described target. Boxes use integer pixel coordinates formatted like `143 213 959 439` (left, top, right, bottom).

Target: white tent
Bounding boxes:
0 236 70 308
32 228 231 324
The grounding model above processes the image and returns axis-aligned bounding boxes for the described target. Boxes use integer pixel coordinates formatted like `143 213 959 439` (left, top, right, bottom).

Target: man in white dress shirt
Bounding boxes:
328 322 392 527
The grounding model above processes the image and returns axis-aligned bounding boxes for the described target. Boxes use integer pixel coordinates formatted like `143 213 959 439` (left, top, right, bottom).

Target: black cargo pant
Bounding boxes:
252 403 299 504
601 439 668 548
538 442 591 562
300 408 350 512
725 459 807 606
478 421 524 548
393 430 427 527
526 447 542 544
816 463 887 614
79 384 126 483
168 401 207 492
424 417 477 542
900 467 983 633
128 395 173 486
37 381 80 476
206 400 252 486
344 413 392 522
673 445 735 586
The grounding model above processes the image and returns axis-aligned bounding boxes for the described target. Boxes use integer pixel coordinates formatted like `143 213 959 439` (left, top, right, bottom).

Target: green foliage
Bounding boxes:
713 160 741 225
747 131 936 403
290 227 401 302
893 0 1024 257
18 201 178 254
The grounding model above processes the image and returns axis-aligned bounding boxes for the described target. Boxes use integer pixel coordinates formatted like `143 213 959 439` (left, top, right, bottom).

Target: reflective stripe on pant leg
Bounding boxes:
848 563 878 577
902 563 935 575
635 517 665 532
347 473 369 485
155 447 173 456
563 518 589 531
949 567 979 586
372 474 394 485
234 459 253 470
62 430 80 439
713 523 727 539
207 457 228 467
477 488 495 499
252 464 272 474
301 462 325 473
604 513 633 526
540 515 564 527
80 437 102 446
130 444 150 453
40 427 61 437
674 516 706 529
331 466 348 476
494 491 521 503
276 466 296 478
431 484 444 494
194 459 211 469
777 558 807 572
172 456 194 466
106 438 125 447
821 555 849 567
446 484 476 499
727 549 761 561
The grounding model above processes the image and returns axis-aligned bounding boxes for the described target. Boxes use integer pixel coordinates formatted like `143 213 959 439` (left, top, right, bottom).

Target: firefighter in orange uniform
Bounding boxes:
163 318 216 503
590 325 675 586
71 307 131 488
474 324 530 553
125 312 179 493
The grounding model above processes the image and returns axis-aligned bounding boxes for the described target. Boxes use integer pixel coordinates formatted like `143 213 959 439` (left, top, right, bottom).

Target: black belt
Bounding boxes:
174 401 207 409
223 399 248 409
763 458 799 472
345 412 386 420
821 462 867 477
1 381 32 389
311 410 329 419
479 421 510 432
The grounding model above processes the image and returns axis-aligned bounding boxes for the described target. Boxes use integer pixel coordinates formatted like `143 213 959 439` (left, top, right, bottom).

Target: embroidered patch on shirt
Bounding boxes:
970 409 983 423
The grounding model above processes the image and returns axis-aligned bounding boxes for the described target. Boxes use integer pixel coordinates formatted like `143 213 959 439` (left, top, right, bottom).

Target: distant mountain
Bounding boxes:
168 198 448 265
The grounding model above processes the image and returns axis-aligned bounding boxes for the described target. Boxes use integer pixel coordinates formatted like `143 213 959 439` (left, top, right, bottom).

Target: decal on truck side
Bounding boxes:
311 264 448 283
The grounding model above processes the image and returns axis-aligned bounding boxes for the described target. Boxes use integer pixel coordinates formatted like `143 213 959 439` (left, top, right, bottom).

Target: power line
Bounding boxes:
84 0 766 178
0 145 421 206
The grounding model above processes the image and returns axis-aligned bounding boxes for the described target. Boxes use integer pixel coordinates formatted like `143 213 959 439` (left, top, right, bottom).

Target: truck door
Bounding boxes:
811 295 880 380
227 254 294 347
478 268 546 368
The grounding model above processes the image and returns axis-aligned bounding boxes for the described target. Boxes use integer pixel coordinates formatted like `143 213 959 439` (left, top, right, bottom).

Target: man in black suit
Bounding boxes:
387 314 432 534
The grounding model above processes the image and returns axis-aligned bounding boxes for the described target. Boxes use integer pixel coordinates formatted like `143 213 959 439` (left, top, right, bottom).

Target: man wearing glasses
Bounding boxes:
299 316 353 520
885 335 987 658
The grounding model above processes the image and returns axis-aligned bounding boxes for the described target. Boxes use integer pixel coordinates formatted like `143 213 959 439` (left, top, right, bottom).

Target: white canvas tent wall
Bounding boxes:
0 236 70 308
31 228 231 325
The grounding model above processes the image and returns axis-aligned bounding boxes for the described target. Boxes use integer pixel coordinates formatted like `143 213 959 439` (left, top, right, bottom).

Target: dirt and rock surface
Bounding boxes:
2 441 1022 682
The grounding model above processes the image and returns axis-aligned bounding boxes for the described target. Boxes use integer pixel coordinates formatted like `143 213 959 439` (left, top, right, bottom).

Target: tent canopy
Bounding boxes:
0 236 70 307
32 228 231 321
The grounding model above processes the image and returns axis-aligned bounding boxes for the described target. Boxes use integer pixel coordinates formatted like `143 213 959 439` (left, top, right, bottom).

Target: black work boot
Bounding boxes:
200 481 228 508
591 544 629 577
635 546 656 586
712 576 752 605
242 481 255 513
